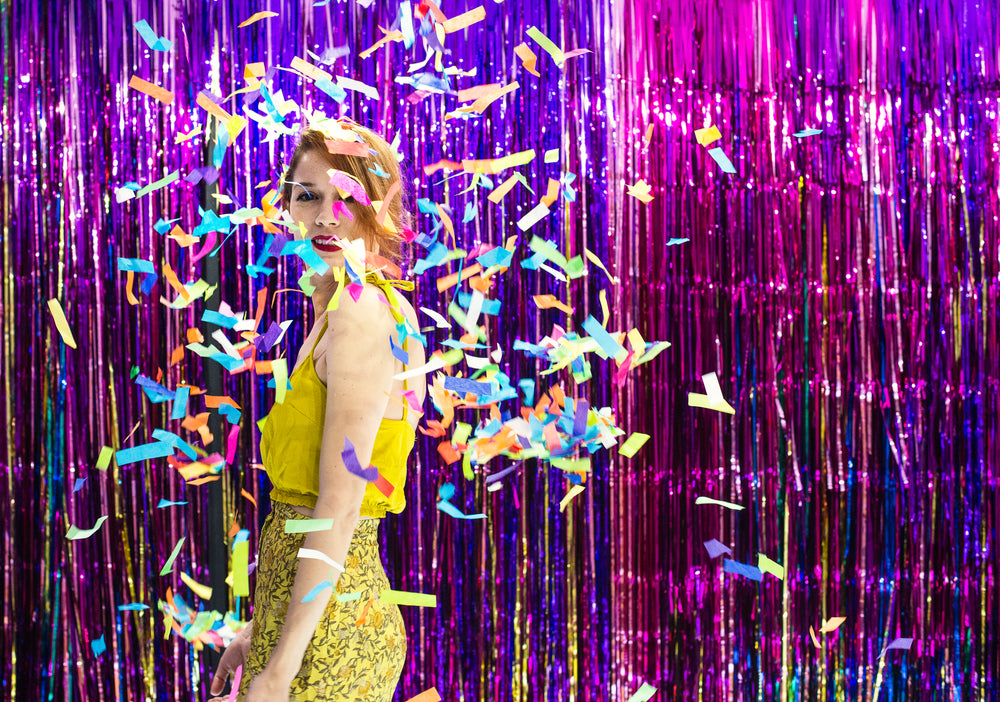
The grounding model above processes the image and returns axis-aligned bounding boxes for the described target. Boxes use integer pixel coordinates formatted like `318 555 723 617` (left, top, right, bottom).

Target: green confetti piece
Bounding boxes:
159 536 185 576
284 518 334 534
66 515 108 540
544 148 559 163
336 590 364 603
551 457 591 472
96 446 114 471
619 432 650 458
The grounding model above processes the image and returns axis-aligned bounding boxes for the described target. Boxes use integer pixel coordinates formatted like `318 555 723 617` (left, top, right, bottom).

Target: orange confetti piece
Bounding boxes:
168 224 197 247
241 488 258 508
187 475 220 486
238 10 278 28
405 688 442 702
227 519 240 539
435 263 483 292
375 181 401 231
125 270 139 306
441 5 485 33
205 395 242 410
467 82 518 114
325 139 370 157
162 261 190 301
186 327 204 344
128 75 174 105
533 294 573 315
437 441 461 464
456 83 502 102
514 42 540 77
169 345 185 367
540 178 561 207
354 595 376 626
196 91 232 122
422 159 463 176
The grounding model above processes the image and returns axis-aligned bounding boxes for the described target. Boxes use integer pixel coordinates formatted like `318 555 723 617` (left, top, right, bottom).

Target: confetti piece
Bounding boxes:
302 580 332 603
180 572 212 600
880 637 915 657
420 306 451 329
46 299 77 349
116 441 174 466
404 688 442 702
514 42 540 76
284 518 334 534
695 495 744 511
441 6 486 33
809 626 822 649
707 147 736 174
487 173 522 204
238 10 278 28
688 372 735 414
298 547 345 573
533 294 573 315
820 616 847 633
290 56 333 83
227 666 243 702
627 682 658 702
159 536 185 575
794 128 823 138
157 499 188 508
467 82 519 114
703 539 732 559
393 356 446 380
72 478 86 493
135 170 180 198
134 19 172 51
66 515 108 540
337 75 380 101
526 25 565 65
379 589 437 607
694 124 722 146
96 446 114 471
626 179 653 203
558 484 585 512
582 315 627 362
618 432 650 458
336 591 364 603
757 553 785 580
667 238 689 246
90 635 106 657
272 358 288 404
723 558 763 582
462 149 535 174
128 75 174 105
117 603 149 611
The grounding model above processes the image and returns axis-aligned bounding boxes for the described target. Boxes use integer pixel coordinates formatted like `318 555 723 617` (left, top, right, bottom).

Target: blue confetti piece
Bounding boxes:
723 558 763 582
73 477 86 493
302 580 332 603
118 603 150 611
90 634 106 657
157 499 189 508
442 376 493 396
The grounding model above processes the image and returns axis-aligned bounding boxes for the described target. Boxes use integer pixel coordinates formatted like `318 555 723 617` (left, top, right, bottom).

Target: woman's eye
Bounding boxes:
296 192 317 202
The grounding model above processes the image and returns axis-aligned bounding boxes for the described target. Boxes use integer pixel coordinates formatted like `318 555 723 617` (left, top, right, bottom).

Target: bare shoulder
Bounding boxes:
324 283 395 334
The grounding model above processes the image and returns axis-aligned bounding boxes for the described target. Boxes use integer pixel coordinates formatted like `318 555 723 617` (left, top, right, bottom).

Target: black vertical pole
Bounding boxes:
201 115 227 674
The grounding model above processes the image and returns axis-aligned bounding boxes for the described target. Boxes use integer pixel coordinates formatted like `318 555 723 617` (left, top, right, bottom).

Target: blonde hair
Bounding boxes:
281 120 408 264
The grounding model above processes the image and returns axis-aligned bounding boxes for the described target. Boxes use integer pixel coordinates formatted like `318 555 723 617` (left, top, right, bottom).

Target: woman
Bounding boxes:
209 120 426 702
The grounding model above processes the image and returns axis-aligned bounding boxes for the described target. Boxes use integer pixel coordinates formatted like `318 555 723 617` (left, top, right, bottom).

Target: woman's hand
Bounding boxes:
243 665 294 702
208 622 253 701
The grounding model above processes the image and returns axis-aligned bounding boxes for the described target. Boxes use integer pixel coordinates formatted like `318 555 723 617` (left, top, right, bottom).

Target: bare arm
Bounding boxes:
259 285 396 685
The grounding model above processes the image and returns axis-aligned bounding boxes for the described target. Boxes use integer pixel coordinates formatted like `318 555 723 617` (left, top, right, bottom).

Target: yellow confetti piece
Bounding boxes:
180 572 213 600
695 124 722 146
238 10 278 28
95 446 114 471
290 56 333 83
174 127 202 144
47 298 78 349
585 249 619 286
558 484 585 512
599 289 610 327
688 372 735 414
695 495 744 511
627 328 646 354
487 174 521 204
468 81 519 114
626 179 654 203
272 358 288 404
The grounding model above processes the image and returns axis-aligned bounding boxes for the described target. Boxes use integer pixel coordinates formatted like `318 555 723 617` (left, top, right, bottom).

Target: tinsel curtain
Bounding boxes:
1 0 997 700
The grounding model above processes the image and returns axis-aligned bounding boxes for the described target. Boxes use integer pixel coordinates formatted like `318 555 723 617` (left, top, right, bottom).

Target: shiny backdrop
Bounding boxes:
2 0 998 700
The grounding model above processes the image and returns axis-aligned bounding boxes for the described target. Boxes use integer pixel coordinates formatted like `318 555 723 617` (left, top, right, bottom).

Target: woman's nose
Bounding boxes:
315 204 339 227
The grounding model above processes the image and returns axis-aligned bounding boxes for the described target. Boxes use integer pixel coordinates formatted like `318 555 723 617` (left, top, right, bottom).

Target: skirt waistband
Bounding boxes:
269 500 381 538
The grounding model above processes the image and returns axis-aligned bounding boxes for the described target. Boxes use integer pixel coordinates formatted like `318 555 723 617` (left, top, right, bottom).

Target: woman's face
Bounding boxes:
285 149 377 270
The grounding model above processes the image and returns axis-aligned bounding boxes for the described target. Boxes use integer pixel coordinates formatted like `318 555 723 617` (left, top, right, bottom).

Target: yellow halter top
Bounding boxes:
260 275 417 517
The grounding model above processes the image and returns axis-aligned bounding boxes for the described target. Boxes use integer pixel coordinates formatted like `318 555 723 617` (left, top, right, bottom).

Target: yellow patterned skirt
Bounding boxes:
238 501 407 701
